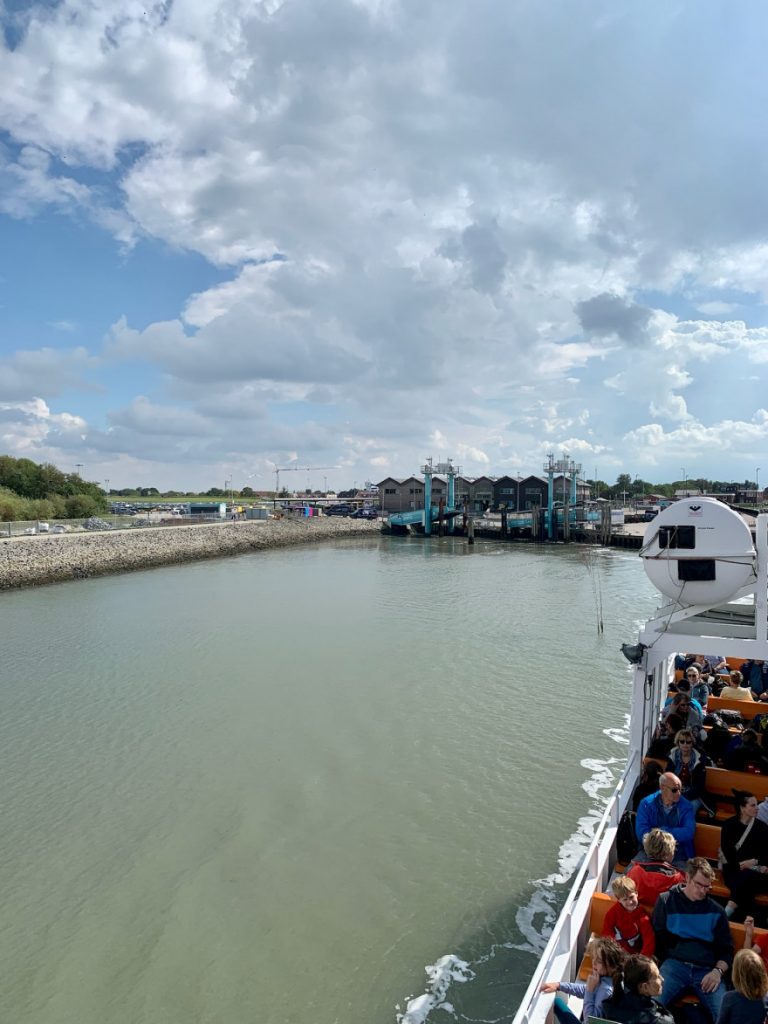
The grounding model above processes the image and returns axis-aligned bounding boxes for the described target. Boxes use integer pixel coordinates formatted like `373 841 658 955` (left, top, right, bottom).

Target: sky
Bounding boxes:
1 0 768 493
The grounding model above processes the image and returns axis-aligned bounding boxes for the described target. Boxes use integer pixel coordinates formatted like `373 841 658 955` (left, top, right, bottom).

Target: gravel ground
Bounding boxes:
0 517 381 591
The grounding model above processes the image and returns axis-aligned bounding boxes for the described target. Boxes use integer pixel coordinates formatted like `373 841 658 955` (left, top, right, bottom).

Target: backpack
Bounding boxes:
719 709 744 728
617 809 639 863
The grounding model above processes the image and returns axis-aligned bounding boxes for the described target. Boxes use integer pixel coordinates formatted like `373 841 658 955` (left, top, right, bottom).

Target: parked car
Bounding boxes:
51 524 69 534
350 508 379 519
325 505 355 516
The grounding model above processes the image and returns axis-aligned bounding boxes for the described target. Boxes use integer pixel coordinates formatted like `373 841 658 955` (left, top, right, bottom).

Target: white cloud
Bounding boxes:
2 2 768 487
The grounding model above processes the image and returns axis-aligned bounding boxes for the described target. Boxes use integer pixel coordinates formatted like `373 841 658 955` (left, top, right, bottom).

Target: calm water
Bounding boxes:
0 535 658 1024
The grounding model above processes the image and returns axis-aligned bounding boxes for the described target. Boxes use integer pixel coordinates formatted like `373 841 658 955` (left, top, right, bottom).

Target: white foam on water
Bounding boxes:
396 955 475 1024
394 719 632 1021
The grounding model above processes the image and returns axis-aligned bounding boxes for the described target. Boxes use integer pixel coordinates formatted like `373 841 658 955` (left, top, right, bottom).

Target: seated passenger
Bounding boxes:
601 954 674 1024
720 790 768 922
646 714 686 760
652 857 733 1021
635 773 695 865
538 936 626 1024
719 670 755 702
686 667 712 706
739 660 768 702
705 654 729 676
661 694 704 741
665 729 714 816
602 877 655 955
627 829 686 904
664 678 705 716
716 948 768 1024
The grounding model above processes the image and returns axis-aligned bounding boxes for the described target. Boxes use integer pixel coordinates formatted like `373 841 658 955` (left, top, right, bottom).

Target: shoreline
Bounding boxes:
0 517 381 591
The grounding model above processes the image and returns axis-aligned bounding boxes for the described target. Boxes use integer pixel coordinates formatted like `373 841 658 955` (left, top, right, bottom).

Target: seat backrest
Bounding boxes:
588 892 615 935
708 696 765 720
705 767 768 802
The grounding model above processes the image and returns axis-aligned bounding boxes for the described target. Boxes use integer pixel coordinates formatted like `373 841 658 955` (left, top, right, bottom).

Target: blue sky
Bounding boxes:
1 0 767 492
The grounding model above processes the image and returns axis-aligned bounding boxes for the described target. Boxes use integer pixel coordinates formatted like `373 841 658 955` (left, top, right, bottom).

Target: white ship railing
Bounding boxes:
511 744 640 1024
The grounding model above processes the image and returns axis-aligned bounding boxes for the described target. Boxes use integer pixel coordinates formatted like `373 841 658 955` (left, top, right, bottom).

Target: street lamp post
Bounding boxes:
681 468 687 494
757 468 761 504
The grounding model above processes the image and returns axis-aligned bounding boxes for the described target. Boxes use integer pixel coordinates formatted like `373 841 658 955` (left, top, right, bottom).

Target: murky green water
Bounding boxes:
0 535 658 1023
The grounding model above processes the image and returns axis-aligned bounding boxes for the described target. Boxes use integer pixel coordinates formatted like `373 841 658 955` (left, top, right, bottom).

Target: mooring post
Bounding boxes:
468 517 475 545
501 509 508 538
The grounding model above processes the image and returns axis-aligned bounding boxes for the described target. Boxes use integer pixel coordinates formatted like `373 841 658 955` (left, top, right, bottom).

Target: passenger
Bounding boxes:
627 829 686 905
652 856 733 1021
720 790 768 921
633 762 663 812
602 877 655 955
742 916 768 968
665 729 714 817
739 660 768 702
601 954 675 1024
686 667 712 707
661 694 704 741
716 948 768 1024
719 671 755 702
538 936 626 1024
723 730 768 774
705 654 729 677
664 678 705 716
635 773 696 865
646 714 686 760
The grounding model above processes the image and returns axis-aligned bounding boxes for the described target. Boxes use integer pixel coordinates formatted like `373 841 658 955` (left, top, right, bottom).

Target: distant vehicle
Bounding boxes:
643 509 659 521
37 522 50 532
325 504 355 516
22 527 36 535
349 508 379 519
51 524 69 534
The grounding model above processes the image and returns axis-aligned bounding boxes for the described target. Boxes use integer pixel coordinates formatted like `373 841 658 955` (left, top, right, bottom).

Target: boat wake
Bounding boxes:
395 720 629 1023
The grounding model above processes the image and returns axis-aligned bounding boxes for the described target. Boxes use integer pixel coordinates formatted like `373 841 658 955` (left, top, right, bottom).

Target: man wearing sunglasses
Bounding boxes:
636 773 695 865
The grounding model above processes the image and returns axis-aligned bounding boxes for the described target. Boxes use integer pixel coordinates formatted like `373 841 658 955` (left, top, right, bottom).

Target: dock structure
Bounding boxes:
385 454 634 546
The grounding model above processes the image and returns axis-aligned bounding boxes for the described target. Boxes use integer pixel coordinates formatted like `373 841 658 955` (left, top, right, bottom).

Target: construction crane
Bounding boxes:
273 465 339 504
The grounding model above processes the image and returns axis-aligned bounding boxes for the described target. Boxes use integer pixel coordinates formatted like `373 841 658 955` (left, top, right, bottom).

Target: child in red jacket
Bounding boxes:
602 876 655 956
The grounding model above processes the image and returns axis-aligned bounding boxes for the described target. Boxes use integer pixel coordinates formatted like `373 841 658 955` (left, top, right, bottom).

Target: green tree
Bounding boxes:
65 494 102 518
241 486 255 497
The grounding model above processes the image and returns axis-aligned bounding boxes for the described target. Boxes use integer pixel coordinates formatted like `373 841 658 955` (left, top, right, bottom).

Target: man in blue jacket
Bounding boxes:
652 857 733 1020
636 773 695 865
739 659 768 701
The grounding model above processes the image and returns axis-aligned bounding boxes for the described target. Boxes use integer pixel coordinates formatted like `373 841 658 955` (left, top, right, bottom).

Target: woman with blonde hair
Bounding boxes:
716 948 768 1024
627 829 685 906
665 728 713 816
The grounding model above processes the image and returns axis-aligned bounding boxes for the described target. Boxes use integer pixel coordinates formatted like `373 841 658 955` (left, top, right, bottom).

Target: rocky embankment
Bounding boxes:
0 518 381 590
